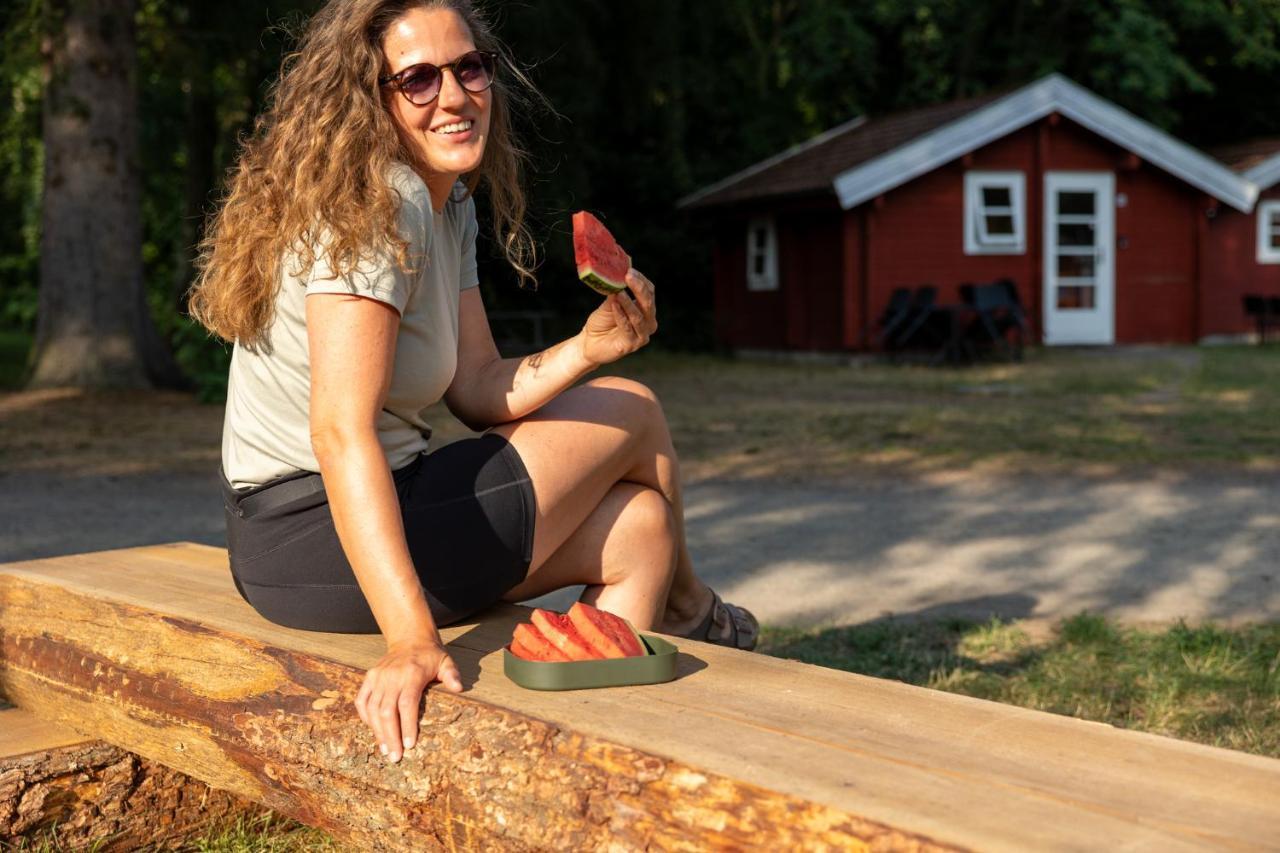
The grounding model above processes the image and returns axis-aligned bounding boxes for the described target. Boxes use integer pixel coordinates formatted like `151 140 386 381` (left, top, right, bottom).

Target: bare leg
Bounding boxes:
500 481 677 630
491 376 718 635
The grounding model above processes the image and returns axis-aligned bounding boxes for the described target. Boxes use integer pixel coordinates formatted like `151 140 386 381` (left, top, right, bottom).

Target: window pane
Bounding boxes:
1270 231 1280 250
1057 285 1096 309
754 255 765 275
754 228 767 250
1058 223 1095 247
982 186 1012 208
984 215 1016 236
1057 253 1095 278
1058 191 1095 215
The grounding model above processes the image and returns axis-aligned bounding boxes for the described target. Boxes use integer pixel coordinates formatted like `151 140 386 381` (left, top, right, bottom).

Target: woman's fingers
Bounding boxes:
355 679 372 727
437 654 463 692
626 269 658 335
614 293 648 344
610 296 641 343
356 647 466 765
377 693 403 761
398 688 422 753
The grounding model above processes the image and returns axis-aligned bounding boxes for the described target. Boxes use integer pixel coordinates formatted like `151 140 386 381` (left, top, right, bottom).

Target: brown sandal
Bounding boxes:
680 589 759 651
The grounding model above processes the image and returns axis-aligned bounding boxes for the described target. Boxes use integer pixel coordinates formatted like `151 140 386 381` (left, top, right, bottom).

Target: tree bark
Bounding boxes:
0 546 947 852
1 737 270 850
32 0 183 389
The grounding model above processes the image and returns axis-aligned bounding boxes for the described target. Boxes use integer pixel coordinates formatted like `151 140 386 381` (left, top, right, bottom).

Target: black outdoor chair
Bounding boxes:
995 279 1030 331
892 285 949 352
872 287 914 348
1243 295 1268 344
966 279 1027 361
1270 297 1280 342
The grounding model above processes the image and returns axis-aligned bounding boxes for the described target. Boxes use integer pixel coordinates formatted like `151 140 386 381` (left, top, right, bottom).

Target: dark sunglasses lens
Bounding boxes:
401 66 442 104
455 52 495 92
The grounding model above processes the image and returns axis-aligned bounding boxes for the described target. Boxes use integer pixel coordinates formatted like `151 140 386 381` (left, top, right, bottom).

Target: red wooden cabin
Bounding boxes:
678 74 1280 351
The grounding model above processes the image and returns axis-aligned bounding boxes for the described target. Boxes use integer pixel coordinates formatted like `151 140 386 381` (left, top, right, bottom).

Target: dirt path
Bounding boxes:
2 389 1276 628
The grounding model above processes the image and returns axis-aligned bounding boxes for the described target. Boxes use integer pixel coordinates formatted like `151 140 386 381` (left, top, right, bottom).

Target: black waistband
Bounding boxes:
223 453 426 520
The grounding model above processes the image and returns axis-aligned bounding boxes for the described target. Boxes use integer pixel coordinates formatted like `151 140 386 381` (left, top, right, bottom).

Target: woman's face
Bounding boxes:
382 7 491 209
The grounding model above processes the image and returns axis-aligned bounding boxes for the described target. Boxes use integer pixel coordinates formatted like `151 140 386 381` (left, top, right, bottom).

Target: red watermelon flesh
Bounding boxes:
568 602 646 658
572 211 631 296
508 638 541 661
530 608 603 661
512 622 571 662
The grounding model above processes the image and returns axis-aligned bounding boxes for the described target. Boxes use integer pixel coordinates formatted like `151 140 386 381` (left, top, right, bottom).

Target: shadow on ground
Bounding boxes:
4 466 1276 627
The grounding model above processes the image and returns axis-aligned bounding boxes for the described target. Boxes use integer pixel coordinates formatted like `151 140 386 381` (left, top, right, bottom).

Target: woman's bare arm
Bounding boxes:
444 270 658 431
307 291 462 764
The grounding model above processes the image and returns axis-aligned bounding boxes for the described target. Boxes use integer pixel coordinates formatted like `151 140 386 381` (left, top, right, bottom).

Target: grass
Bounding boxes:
3 341 1278 478
578 345 1280 479
759 613 1280 758
0 812 339 852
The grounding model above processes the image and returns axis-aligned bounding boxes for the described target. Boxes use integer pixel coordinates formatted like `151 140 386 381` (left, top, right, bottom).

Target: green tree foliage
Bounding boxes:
0 0 43 331
1 0 1278 390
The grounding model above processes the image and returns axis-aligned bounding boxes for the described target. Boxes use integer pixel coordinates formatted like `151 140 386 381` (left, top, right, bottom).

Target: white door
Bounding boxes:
1043 172 1115 345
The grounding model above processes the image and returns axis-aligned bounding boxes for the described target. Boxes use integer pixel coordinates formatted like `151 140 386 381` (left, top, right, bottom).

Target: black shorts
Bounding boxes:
220 433 536 633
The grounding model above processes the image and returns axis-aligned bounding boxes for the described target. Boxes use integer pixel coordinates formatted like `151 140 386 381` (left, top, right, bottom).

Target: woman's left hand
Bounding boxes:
578 268 658 368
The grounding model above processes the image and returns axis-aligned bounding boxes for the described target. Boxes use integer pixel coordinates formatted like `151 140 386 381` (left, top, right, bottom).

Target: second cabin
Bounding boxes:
679 74 1280 352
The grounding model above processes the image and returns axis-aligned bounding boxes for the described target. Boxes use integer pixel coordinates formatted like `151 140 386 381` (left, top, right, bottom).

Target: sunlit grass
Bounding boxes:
759 614 1280 757
592 345 1280 477
0 812 338 852
4 342 1278 477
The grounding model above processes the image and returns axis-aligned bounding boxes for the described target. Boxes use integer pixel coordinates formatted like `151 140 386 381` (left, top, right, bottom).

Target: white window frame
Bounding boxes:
1257 200 1280 264
746 216 779 291
964 171 1026 255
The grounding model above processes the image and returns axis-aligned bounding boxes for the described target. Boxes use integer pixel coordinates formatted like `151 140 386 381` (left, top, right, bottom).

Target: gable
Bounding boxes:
833 75 1255 213
1246 155 1280 192
676 93 1006 210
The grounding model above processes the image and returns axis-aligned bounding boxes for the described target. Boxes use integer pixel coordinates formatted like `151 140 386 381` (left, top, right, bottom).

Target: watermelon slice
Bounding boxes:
573 211 631 296
508 638 540 660
568 602 647 658
512 622 571 662
530 608 604 661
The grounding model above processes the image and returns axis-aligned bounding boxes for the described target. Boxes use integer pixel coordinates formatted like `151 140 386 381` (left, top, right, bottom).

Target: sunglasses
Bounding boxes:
379 50 497 106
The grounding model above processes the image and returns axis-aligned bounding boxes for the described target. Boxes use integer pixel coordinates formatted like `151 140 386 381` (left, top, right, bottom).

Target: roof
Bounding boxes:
680 74 1259 214
1209 137 1280 172
1207 137 1280 193
677 93 1005 210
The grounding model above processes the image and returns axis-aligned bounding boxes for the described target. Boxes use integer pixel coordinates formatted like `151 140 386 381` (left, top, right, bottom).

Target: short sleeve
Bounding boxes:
302 170 433 315
459 195 480 291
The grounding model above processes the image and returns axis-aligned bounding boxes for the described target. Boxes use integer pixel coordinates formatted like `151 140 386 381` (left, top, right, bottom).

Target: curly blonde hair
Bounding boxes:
189 0 542 348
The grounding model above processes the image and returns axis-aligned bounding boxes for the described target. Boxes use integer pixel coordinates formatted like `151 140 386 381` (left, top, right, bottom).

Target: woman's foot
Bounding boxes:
659 584 759 651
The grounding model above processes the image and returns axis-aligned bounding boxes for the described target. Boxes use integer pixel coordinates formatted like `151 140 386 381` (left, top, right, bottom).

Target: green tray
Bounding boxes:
503 634 677 691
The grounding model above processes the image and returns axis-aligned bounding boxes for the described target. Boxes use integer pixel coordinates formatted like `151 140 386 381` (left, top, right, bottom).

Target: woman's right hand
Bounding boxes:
354 639 464 763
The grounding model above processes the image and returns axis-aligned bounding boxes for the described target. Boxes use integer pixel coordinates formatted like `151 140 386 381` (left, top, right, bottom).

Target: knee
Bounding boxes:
621 485 678 554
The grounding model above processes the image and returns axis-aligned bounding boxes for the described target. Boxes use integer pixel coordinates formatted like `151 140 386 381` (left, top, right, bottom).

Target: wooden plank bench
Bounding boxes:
1 543 1278 850
1 704 265 848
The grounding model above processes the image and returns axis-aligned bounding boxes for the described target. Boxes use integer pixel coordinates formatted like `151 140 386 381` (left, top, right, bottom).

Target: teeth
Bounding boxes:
434 120 473 134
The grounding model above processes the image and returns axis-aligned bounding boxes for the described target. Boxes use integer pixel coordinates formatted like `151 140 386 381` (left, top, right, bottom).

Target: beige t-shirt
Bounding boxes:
221 164 480 489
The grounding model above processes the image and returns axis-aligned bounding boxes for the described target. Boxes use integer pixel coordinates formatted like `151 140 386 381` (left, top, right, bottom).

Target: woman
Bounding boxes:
190 0 757 766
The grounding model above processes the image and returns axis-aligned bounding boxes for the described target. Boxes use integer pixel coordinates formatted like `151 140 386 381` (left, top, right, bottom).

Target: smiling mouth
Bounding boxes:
432 119 474 135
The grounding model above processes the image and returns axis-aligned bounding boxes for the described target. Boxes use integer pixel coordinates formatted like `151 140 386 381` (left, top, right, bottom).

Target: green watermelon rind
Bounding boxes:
580 268 627 296
503 633 677 691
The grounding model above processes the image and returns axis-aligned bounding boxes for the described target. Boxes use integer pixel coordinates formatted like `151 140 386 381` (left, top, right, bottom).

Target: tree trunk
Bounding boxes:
32 0 183 390
2 722 270 849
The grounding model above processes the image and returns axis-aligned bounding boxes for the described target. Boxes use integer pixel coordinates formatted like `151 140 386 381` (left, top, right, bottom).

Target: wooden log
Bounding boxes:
1 705 268 850
2 543 1279 851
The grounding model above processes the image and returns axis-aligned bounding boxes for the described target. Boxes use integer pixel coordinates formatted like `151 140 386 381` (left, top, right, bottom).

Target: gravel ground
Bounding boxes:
3 464 1275 629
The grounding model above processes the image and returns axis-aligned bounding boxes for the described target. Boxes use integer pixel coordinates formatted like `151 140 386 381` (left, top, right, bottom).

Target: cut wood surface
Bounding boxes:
1 705 267 849
1 543 1278 852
